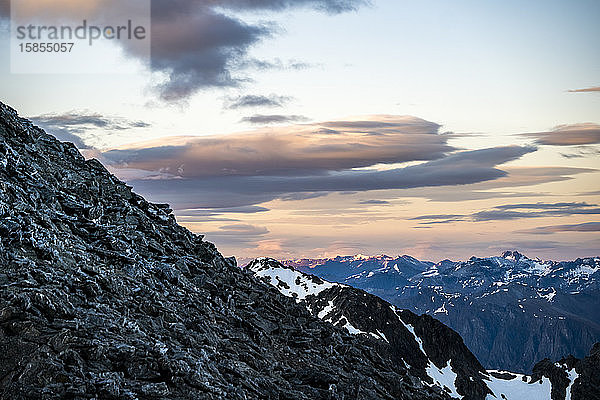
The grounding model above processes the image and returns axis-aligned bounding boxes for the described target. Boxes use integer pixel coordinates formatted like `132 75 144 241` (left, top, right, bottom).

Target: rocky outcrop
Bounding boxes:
0 101 451 399
531 343 600 400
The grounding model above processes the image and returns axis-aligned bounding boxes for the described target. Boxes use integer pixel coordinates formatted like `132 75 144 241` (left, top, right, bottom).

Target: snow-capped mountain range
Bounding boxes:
280 251 600 373
248 258 599 400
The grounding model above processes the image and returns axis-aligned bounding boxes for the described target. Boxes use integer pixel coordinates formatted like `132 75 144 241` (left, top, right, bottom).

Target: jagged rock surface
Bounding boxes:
531 343 600 400
0 102 451 400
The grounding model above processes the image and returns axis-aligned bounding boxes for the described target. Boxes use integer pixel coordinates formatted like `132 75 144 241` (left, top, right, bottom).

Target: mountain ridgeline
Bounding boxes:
283 252 600 373
248 258 600 400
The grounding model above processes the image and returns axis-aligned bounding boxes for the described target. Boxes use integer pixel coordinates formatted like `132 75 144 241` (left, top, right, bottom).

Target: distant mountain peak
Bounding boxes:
501 250 526 261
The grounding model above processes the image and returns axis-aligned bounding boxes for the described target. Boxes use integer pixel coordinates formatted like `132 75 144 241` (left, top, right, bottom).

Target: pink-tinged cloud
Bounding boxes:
522 222 600 234
101 116 451 178
568 86 600 93
121 144 536 209
524 123 600 146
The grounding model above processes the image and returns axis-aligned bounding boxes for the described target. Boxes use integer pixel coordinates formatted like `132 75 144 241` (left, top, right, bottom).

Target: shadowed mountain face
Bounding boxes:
283 252 600 373
248 258 600 400
0 101 454 399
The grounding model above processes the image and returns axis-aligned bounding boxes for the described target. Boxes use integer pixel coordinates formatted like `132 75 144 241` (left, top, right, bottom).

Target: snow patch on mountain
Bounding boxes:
340 316 368 335
565 368 579 400
427 361 460 399
484 371 552 400
251 257 335 300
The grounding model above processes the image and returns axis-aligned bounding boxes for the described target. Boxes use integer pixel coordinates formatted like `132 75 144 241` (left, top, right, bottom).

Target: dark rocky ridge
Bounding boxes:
0 101 454 399
531 343 600 400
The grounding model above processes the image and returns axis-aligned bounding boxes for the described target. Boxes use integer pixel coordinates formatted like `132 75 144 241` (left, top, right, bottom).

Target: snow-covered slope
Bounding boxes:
248 258 600 400
283 251 600 372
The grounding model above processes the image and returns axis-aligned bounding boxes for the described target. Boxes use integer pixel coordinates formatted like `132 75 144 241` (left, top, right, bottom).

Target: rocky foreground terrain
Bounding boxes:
0 101 455 399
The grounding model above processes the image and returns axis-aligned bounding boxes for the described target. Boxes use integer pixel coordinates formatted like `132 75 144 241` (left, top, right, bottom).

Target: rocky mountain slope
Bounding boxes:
283 252 600 372
248 258 600 400
0 101 455 399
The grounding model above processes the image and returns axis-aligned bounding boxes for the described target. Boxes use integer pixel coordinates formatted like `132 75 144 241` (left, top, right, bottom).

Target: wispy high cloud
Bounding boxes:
359 200 390 205
413 202 600 224
560 146 600 159
203 223 270 247
521 222 600 234
523 123 600 146
239 58 319 71
225 94 293 109
30 111 150 149
177 206 270 217
241 114 309 125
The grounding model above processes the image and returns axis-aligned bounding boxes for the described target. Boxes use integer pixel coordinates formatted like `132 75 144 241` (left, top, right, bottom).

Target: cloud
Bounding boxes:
280 192 329 201
471 210 535 221
148 0 368 100
203 223 270 246
494 202 593 210
177 206 270 217
413 202 600 224
521 222 600 235
124 144 535 209
523 123 600 146
389 166 594 203
560 146 600 159
240 58 319 71
241 114 310 125
359 200 390 205
101 115 453 178
225 94 293 109
30 111 150 149
568 87 600 93
3 0 367 101
208 0 370 14
411 214 465 220
473 202 600 221
215 224 269 236
31 112 150 130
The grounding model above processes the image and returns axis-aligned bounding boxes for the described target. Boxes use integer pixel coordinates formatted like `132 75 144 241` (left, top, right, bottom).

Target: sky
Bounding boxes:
1 0 599 263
